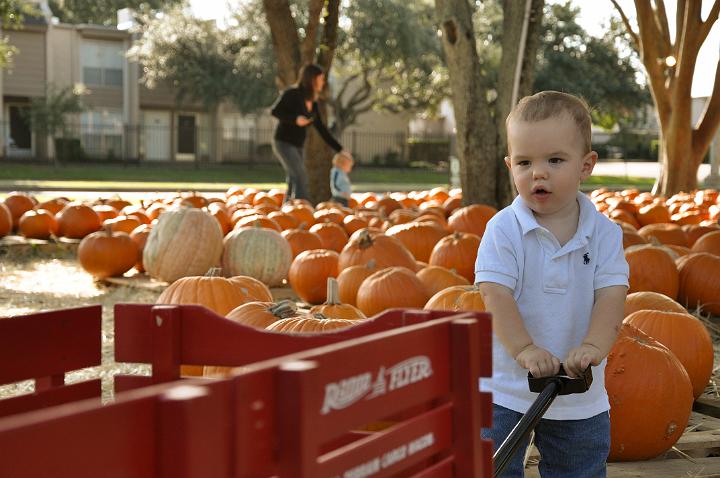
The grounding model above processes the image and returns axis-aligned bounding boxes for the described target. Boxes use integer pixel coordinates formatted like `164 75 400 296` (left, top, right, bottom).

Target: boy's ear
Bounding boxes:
580 151 598 178
504 156 512 170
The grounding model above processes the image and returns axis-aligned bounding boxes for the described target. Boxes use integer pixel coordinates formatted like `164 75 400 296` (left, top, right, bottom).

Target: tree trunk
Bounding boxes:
495 0 545 207
305 0 340 205
262 0 300 88
435 0 498 207
613 0 720 196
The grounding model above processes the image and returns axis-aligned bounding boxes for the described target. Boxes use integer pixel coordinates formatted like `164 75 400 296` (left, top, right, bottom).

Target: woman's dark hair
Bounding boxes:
297 63 324 100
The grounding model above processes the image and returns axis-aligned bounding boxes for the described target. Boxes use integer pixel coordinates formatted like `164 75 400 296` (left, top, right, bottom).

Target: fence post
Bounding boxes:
151 305 183 384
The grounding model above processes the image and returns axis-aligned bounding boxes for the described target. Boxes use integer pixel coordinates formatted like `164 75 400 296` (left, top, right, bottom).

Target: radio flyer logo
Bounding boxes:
321 356 433 415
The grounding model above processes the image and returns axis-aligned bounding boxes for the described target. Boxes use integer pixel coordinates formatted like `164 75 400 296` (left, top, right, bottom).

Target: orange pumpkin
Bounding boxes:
624 244 679 299
338 229 418 272
36 198 68 215
447 204 497 237
690 229 720 256
309 278 366 320
385 221 450 263
623 291 686 317
416 265 470 297
428 232 481 282
636 202 671 226
637 223 688 247
424 285 485 311
676 252 720 315
356 266 429 317
77 226 139 279
266 313 358 333
57 203 103 239
624 309 713 398
0 202 11 237
606 324 693 461
129 224 151 272
18 209 58 239
342 214 370 236
310 221 349 252
336 260 378 306
281 228 323 258
226 299 297 329
3 192 36 230
288 249 339 305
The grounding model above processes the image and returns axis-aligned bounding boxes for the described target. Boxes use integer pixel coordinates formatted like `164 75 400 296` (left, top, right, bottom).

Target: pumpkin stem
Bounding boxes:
103 224 114 236
358 229 374 249
269 299 297 318
325 277 341 305
205 267 223 277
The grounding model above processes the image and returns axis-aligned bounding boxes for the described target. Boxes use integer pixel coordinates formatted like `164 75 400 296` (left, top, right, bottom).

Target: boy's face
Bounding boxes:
505 114 596 220
340 158 353 172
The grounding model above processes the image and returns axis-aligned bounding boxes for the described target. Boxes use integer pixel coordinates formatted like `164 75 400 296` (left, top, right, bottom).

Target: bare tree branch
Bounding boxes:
300 0 324 65
654 0 672 52
699 0 720 44
693 59 720 157
262 0 300 87
610 0 639 47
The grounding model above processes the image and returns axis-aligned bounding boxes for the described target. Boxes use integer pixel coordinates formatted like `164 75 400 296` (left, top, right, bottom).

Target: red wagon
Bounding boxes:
0 304 493 477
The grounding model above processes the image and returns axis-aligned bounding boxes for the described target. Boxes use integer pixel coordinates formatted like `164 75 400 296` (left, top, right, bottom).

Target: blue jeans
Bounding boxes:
272 139 309 201
483 404 610 478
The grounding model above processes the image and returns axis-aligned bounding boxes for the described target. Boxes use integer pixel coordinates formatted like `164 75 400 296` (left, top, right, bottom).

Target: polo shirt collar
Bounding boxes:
510 191 595 241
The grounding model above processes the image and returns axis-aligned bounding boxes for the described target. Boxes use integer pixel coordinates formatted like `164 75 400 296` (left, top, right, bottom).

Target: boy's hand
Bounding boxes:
564 343 602 378
515 345 560 378
296 115 313 126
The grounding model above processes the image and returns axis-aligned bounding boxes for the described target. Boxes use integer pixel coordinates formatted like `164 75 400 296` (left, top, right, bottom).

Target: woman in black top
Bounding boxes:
271 63 351 202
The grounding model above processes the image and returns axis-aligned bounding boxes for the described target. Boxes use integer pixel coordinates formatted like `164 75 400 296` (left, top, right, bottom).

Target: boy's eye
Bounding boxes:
517 160 531 167
549 157 564 164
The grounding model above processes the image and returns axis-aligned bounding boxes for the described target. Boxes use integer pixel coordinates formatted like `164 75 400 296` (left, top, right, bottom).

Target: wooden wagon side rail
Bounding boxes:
0 312 493 478
113 304 492 391
0 305 102 417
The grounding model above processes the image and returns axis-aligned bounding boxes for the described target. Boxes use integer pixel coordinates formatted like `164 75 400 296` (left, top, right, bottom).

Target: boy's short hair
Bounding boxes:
332 153 352 166
506 91 592 153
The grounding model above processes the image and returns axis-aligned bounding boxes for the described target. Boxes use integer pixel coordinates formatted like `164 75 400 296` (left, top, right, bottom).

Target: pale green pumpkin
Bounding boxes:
222 226 292 287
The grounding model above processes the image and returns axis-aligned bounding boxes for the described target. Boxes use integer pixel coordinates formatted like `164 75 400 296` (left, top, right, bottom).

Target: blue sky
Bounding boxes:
189 0 719 98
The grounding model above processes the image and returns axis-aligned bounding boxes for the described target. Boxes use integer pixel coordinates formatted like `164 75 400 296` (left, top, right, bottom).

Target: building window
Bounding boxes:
80 40 123 88
81 110 123 158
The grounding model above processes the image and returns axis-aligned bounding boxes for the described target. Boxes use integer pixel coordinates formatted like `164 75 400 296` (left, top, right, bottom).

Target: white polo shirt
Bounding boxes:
475 191 629 420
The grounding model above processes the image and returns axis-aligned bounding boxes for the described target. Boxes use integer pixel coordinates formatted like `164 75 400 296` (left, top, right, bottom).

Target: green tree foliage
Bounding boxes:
533 2 650 129
47 0 182 26
0 0 39 68
128 5 276 112
473 1 649 129
331 0 449 132
22 83 84 137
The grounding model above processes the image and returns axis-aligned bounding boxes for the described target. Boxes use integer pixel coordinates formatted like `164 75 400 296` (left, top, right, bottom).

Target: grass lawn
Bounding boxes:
0 161 655 191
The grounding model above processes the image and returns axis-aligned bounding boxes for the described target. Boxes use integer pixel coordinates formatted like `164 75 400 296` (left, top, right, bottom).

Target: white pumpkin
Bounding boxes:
143 207 224 283
222 226 292 287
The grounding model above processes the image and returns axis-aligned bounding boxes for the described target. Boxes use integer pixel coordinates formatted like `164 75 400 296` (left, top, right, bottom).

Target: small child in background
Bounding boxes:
330 152 353 207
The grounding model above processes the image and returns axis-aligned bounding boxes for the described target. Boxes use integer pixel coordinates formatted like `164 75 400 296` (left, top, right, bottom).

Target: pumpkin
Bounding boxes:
0 202 11 237
235 215 282 232
447 204 497 237
683 224 720 247
336 260 378 306
676 252 720 315
338 229 418 272
356 266 429 317
288 249 339 304
57 203 103 239
267 211 299 231
606 324 693 461
385 221 450 262
624 309 713 398
310 221 349 252
623 291 686 317
637 223 688 247
104 215 143 235
281 228 323 258
416 265 470 297
77 226 139 279
36 198 68 215
129 224 151 272
222 226 292 287
342 214 370 235
424 284 486 311
281 203 316 227
92 204 120 223
208 206 232 235
266 312 358 333
144 207 224 283
690 229 720 256
157 268 272 316
636 202 672 226
18 209 58 239
310 277 366 320
428 232 481 282
3 192 36 229
624 244 679 299
226 299 297 329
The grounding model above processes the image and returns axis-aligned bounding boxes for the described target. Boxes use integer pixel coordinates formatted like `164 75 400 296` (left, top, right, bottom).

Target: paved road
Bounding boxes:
593 161 714 183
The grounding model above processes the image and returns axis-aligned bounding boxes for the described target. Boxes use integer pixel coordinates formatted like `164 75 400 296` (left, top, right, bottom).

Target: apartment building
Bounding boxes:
1 2 409 164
